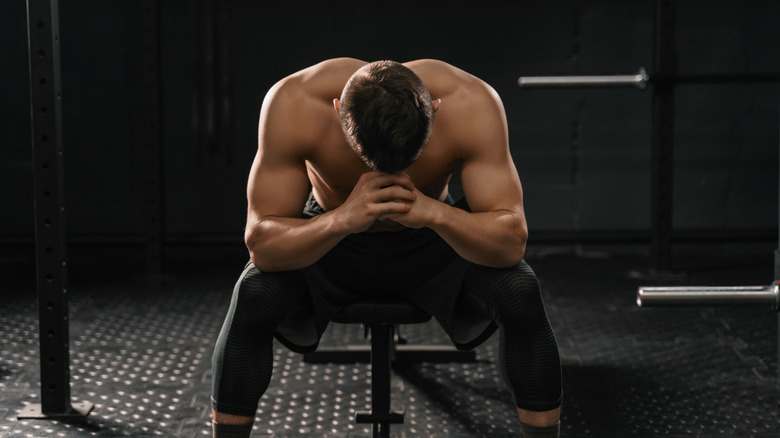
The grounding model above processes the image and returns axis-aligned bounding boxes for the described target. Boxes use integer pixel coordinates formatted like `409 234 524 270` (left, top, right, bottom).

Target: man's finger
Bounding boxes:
374 201 412 216
371 172 415 191
376 186 416 203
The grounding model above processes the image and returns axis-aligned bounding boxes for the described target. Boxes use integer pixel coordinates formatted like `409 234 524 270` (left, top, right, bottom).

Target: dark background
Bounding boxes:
2 0 779 282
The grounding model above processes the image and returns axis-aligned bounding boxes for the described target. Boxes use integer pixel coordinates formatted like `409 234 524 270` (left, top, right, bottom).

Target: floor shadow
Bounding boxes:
392 361 517 436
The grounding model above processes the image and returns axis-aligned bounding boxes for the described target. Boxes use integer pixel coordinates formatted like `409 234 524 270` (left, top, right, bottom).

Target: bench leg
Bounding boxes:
355 323 403 438
301 323 477 437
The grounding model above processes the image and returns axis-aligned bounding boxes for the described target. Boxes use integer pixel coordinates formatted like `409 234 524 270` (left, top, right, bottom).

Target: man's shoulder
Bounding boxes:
415 62 505 155
276 58 366 92
309 57 368 74
261 58 362 119
406 59 493 100
405 59 463 83
263 59 360 112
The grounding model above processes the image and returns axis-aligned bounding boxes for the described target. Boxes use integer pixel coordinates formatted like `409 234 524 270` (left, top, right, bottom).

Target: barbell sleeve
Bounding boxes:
518 67 649 89
637 283 779 309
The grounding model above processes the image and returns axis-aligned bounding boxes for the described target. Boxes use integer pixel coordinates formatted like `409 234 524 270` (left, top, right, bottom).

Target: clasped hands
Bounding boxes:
338 171 437 233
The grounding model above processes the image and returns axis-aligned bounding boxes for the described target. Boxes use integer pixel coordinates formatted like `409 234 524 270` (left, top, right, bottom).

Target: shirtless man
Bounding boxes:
211 58 562 438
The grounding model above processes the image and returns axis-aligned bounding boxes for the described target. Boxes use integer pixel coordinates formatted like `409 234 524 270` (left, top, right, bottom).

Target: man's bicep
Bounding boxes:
458 99 524 215
246 148 311 223
455 82 525 215
248 82 312 221
460 148 525 215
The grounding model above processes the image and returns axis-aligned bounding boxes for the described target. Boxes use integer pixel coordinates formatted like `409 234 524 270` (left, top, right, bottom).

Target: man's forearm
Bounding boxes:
427 202 527 268
245 212 350 272
245 172 419 271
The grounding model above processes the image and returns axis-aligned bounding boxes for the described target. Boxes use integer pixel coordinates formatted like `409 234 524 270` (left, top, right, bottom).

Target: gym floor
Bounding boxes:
1 251 778 437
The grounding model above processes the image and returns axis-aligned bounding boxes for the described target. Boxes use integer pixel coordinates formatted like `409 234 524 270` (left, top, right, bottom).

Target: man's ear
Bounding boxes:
333 98 340 113
432 98 441 113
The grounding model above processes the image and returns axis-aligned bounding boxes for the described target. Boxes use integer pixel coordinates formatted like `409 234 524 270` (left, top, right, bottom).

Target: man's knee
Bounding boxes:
469 261 545 324
500 264 546 318
505 261 542 296
230 267 304 330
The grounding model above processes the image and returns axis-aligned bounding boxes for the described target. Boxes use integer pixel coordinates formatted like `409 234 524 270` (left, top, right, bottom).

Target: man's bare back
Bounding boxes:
246 57 527 272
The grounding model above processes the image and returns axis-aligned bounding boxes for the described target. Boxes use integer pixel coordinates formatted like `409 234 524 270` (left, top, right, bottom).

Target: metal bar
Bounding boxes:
352 324 396 437
517 67 649 89
637 283 780 309
372 325 391 431
22 0 91 420
517 71 780 89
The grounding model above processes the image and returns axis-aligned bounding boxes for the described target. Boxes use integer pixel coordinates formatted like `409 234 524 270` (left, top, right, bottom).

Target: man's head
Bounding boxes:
336 61 435 172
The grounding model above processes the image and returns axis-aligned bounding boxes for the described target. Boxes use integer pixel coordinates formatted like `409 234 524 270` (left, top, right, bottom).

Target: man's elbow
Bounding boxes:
505 224 528 267
247 247 265 271
483 231 526 269
245 230 272 272
513 237 527 264
246 230 296 272
517 225 528 258
499 239 526 268
247 245 282 273
504 215 527 264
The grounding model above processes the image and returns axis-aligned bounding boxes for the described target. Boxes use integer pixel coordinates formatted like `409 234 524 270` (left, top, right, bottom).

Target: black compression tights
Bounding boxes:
211 260 562 417
461 261 562 411
211 264 311 417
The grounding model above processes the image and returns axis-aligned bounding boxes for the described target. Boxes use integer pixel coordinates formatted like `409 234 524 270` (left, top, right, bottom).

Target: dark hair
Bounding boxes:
339 61 434 172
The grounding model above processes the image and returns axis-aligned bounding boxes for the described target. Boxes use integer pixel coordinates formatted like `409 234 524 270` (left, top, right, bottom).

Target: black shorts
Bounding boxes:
273 194 497 353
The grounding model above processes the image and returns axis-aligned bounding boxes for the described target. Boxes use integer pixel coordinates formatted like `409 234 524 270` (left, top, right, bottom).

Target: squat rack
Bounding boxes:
18 0 233 421
18 0 92 419
19 0 165 420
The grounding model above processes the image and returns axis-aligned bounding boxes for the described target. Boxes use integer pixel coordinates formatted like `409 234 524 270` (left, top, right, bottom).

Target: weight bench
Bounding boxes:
303 299 477 438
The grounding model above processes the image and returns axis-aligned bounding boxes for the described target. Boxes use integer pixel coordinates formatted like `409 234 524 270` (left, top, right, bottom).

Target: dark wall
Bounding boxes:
3 1 778 262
